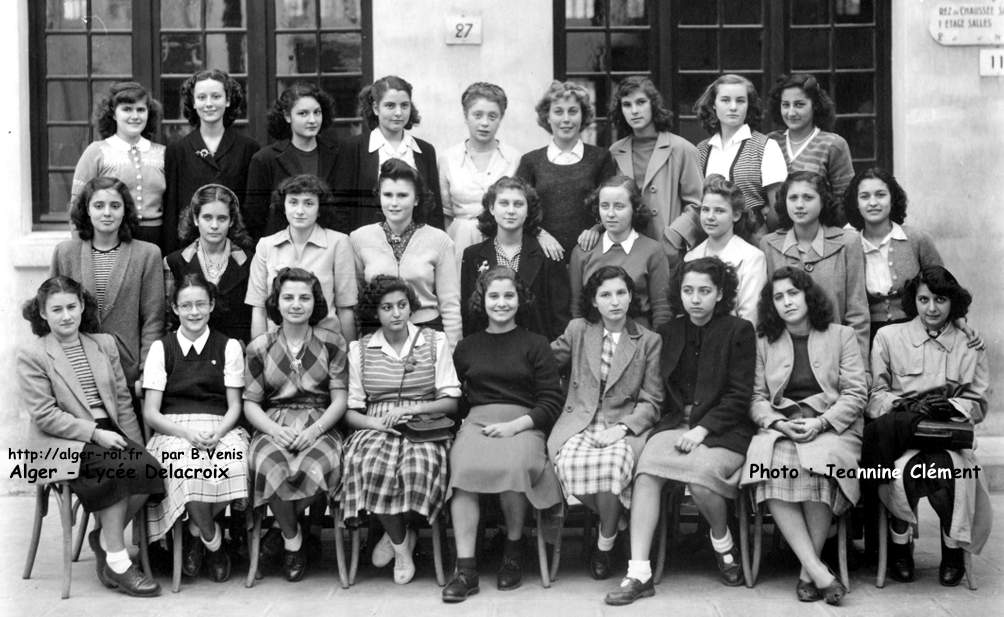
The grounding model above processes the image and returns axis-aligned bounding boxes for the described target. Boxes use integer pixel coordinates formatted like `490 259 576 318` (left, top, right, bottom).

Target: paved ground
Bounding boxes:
1 493 1000 617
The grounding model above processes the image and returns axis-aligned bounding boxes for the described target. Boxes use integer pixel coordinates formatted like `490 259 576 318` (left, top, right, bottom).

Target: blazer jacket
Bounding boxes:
51 239 165 385
459 235 570 339
164 241 253 343
17 333 142 482
163 128 260 252
243 134 340 240
547 318 663 460
332 130 444 232
651 314 757 454
610 131 704 254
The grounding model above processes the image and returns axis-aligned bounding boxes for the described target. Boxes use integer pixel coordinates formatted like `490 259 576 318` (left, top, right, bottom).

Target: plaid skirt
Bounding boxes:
754 439 851 515
554 421 635 508
249 405 343 508
339 400 449 524
145 414 250 541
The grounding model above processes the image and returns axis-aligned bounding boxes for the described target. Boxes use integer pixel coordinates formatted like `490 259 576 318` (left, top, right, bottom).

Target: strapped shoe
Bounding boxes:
442 568 479 603
497 554 523 590
714 545 744 586
604 577 655 606
282 547 307 582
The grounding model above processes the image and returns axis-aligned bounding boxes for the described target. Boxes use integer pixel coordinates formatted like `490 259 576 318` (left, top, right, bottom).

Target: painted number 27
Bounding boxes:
455 22 473 38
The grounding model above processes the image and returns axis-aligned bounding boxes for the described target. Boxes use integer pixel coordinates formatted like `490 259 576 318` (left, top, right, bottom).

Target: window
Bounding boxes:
555 0 891 171
28 0 372 228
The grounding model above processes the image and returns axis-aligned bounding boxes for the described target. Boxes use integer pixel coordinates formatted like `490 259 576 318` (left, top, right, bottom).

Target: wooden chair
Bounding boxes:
344 513 446 586
245 499 349 588
875 500 976 590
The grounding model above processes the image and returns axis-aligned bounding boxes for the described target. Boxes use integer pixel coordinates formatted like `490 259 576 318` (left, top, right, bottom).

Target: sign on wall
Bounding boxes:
445 14 483 45
929 1 1004 45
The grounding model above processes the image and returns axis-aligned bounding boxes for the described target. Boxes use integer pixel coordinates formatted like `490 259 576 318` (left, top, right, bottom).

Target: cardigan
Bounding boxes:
858 224 942 324
459 235 570 339
685 234 767 326
243 134 340 240
51 239 165 385
333 130 444 232
163 128 260 253
164 241 253 343
547 318 663 460
349 223 461 347
609 131 704 253
651 314 757 455
71 136 166 229
17 333 142 482
767 129 854 205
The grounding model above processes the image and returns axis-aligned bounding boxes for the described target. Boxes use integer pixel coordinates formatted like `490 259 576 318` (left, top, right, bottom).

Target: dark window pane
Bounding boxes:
47 81 90 121
835 28 873 68
47 0 86 29
833 72 873 115
320 0 361 27
92 34 132 75
49 171 74 215
49 126 89 167
789 28 829 70
161 0 202 29
722 0 761 24
835 0 873 23
47 35 87 74
610 0 648 25
276 0 316 28
565 0 605 26
610 31 648 71
321 75 363 117
791 0 828 25
320 33 362 72
326 122 363 142
677 1 717 25
677 118 706 145
206 33 247 73
276 33 318 74
677 74 717 118
92 0 133 29
677 29 717 69
233 78 248 117
567 31 607 72
722 29 762 71
161 33 203 74
207 0 247 28
161 78 186 121
835 117 874 159
92 80 117 104
162 122 190 145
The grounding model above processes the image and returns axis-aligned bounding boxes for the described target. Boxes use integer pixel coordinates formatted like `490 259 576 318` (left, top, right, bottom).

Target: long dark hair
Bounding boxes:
22 276 100 337
358 75 421 130
902 266 972 322
768 73 836 131
266 82 334 140
843 167 909 230
94 81 162 140
756 267 833 342
775 170 840 229
466 266 534 330
177 183 253 249
669 257 738 318
610 76 674 136
70 177 140 242
476 176 542 238
580 266 640 323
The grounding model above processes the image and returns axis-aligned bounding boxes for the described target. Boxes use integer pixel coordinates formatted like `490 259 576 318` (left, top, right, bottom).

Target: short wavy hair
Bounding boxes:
902 266 972 322
842 167 909 231
94 81 162 140
756 267 834 342
171 272 218 306
669 256 738 318
466 266 535 330
585 175 650 231
476 176 543 238
271 174 331 228
264 267 329 326
775 170 841 229
181 69 246 128
768 73 837 131
377 158 431 226
266 82 335 140
693 74 763 135
534 81 594 133
22 276 100 337
177 183 253 250
580 265 641 323
461 82 508 115
610 76 674 136
358 75 421 131
357 275 420 333
70 177 140 242
702 174 749 239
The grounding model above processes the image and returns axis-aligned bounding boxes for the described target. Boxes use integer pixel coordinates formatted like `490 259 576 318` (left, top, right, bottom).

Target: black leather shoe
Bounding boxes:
442 568 480 603
104 564 162 597
589 548 613 580
820 575 847 606
604 577 655 606
888 540 915 583
204 546 232 582
939 544 965 587
714 546 744 586
182 532 204 577
88 530 115 589
282 547 307 582
497 554 523 590
796 578 822 602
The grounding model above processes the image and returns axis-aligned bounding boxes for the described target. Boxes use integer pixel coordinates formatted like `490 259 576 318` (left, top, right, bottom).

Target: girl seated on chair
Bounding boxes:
18 276 165 597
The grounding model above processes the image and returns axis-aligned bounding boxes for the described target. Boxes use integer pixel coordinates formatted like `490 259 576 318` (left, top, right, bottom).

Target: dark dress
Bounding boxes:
164 242 253 343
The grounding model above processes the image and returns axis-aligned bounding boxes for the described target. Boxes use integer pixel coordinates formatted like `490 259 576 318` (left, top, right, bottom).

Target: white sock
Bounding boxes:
890 527 911 545
106 548 131 574
625 559 651 583
710 528 734 555
597 530 617 552
201 522 222 552
391 531 413 554
942 531 960 549
283 525 302 552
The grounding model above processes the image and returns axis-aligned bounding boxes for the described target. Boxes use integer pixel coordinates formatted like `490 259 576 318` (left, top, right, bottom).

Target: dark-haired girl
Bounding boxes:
550 266 662 582
243 267 348 582
52 177 165 392
605 257 755 605
165 183 254 343
608 76 704 260
142 273 248 583
335 75 443 231
339 276 460 585
244 83 339 239
740 267 866 605
18 276 164 596
164 70 259 252
760 170 869 360
71 82 167 249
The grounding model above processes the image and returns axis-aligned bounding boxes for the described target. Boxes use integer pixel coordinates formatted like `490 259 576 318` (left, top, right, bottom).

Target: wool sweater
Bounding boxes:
768 129 854 204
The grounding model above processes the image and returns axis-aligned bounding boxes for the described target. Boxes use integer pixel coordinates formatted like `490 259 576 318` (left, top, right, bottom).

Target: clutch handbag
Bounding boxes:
907 420 974 451
396 414 454 443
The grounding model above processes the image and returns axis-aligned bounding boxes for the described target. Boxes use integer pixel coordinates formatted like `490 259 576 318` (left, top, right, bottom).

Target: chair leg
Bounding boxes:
549 514 562 584
738 489 753 588
876 502 887 588
751 497 763 586
245 509 262 588
22 484 49 580
964 551 977 590
58 484 74 599
171 518 183 592
332 505 349 589
432 515 445 587
72 505 89 562
535 509 550 588
838 513 850 592
347 526 360 586
136 508 152 579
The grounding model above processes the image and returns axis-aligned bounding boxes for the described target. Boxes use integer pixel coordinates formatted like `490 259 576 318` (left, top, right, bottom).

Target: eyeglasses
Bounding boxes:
176 301 211 312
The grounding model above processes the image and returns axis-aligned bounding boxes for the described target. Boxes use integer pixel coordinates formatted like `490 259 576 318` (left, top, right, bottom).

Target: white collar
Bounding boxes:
175 328 211 355
861 223 908 252
708 124 752 149
546 139 584 162
366 322 425 358
781 226 825 256
368 129 422 155
603 328 623 344
106 134 152 152
602 229 639 254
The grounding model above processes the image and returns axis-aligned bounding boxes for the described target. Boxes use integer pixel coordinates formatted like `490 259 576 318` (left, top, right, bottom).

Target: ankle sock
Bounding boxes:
283 525 303 552
626 559 651 583
890 526 911 545
710 528 734 555
942 531 960 549
106 548 131 574
596 530 617 552
201 522 222 551
391 530 412 554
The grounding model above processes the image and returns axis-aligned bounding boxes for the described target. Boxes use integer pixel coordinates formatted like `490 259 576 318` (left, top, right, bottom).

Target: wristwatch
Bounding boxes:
616 423 631 435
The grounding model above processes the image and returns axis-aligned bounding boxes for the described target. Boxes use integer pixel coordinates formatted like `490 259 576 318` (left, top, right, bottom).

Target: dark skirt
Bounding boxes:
69 418 165 511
